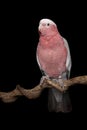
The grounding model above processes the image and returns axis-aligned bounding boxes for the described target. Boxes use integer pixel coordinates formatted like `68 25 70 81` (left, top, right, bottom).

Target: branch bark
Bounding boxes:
0 75 87 102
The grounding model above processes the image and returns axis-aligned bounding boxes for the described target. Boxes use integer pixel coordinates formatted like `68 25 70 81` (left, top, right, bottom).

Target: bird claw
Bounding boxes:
40 76 49 85
58 78 64 89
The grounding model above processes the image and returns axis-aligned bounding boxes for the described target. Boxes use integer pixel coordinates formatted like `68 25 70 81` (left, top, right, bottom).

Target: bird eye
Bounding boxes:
47 23 50 26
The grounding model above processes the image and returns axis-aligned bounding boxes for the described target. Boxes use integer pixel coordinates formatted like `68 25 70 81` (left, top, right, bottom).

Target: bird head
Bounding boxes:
38 18 58 37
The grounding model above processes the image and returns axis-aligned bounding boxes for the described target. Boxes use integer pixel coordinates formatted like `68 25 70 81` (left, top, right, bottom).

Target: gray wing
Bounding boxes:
63 37 72 78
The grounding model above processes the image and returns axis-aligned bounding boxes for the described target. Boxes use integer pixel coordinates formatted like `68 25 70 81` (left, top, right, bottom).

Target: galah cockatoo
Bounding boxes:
36 18 72 112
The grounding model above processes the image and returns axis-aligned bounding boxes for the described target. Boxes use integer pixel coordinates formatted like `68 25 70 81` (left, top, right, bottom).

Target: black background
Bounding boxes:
0 1 87 122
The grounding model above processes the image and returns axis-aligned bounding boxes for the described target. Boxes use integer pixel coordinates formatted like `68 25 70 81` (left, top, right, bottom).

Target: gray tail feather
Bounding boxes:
48 88 72 112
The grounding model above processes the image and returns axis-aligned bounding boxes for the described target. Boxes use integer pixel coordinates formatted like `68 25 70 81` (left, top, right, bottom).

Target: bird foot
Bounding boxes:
40 76 49 85
58 78 64 89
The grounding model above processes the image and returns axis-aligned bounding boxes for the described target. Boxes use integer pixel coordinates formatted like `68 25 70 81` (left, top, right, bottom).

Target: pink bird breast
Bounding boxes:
37 34 67 78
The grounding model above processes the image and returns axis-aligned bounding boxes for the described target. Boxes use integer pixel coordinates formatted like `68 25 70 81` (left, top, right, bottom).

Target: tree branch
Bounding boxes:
0 75 87 102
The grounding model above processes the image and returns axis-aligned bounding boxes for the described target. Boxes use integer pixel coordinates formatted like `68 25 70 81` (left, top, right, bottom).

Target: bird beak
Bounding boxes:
38 25 41 31
38 25 42 34
38 24 45 36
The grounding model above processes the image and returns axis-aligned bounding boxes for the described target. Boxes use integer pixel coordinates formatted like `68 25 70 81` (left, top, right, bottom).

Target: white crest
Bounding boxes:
39 18 56 26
